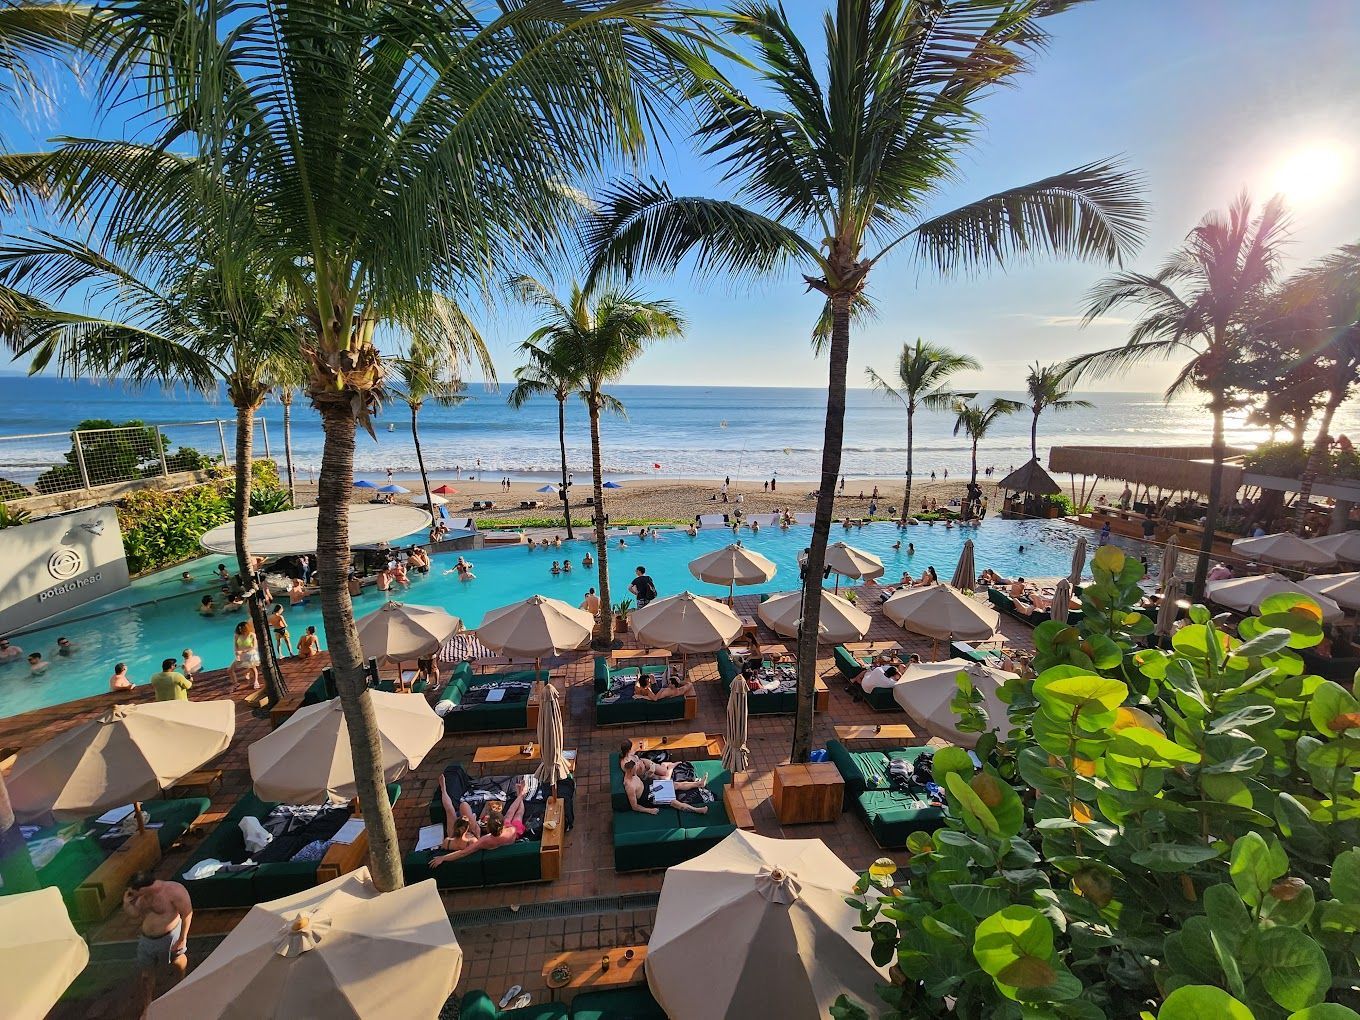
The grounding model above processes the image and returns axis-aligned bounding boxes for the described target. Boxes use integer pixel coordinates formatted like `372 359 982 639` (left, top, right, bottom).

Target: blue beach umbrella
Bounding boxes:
602 481 622 489
536 485 557 494
378 484 410 494
354 480 378 489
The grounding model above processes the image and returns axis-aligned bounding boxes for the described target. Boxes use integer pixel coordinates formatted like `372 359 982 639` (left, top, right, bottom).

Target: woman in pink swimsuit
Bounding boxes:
431 778 529 866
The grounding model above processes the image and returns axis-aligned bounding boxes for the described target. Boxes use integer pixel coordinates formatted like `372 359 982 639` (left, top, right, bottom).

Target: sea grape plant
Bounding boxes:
836 544 1360 1019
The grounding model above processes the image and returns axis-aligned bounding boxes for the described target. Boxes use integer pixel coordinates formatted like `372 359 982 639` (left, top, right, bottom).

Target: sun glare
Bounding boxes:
1269 141 1353 207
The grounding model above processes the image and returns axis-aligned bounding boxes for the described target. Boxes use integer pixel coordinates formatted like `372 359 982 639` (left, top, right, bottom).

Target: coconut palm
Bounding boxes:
52 0 712 890
866 340 978 520
1024 362 1093 463
586 0 1145 761
953 398 1023 487
268 356 307 507
511 276 682 644
1065 194 1290 592
389 334 472 520
509 340 585 539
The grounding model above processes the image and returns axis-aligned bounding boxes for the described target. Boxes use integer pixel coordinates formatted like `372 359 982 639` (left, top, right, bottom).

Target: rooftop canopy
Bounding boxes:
199 504 431 557
1048 445 1248 496
996 457 1062 496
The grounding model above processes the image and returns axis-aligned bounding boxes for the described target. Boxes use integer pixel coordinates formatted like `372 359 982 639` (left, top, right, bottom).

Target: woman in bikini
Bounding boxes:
268 604 293 656
230 621 260 690
634 672 695 701
431 777 530 866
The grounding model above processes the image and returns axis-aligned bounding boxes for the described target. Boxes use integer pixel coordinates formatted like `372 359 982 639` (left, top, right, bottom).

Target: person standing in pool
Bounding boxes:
629 566 657 608
268 604 294 657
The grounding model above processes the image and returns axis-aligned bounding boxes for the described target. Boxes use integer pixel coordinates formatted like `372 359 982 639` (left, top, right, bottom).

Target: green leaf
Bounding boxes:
1255 926 1331 1010
1231 832 1289 906
1037 674 1128 718
1108 727 1201 766
1130 843 1223 873
946 770 1000 838
1289 1004 1360 1019
1157 985 1254 1020
1330 848 1360 903
932 745 975 785
1201 774 1253 807
973 906 1059 1000
1202 746 1269 775
950 883 1010 918
1309 681 1360 737
1208 704 1278 733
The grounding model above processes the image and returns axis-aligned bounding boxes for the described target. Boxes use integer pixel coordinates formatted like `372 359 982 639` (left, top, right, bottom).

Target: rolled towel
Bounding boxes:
239 815 273 854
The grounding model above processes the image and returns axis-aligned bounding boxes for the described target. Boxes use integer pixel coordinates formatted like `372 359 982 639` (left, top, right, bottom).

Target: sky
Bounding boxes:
4 0 1360 394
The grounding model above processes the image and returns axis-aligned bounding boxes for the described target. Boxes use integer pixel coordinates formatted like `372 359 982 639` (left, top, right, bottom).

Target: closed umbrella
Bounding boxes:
477 595 595 672
1069 536 1087 586
355 601 461 664
147 869 460 1020
1049 577 1073 625
891 658 1015 748
1206 573 1343 621
688 544 777 603
1156 576 1183 639
533 682 572 788
721 676 750 773
824 541 885 591
883 586 999 648
1307 531 1360 563
249 691 442 803
950 539 976 591
1 887 90 1020
1232 533 1337 570
7 700 236 825
758 589 870 643
646 830 883 1020
1300 572 1360 612
1159 539 1179 584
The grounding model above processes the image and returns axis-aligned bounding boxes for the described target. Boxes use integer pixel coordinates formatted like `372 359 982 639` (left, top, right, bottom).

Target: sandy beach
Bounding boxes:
294 473 1122 526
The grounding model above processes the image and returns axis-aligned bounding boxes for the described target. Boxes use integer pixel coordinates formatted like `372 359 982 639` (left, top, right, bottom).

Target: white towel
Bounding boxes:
239 816 273 854
184 858 228 880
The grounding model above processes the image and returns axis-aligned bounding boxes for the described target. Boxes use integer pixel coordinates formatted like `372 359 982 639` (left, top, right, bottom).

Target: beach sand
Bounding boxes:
295 473 1122 526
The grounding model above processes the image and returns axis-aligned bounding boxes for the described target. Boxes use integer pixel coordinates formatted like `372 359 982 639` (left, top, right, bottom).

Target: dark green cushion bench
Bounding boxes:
460 990 567 1020
436 662 546 732
177 785 400 909
716 648 801 714
831 646 901 711
571 986 667 1019
825 740 945 848
611 757 737 871
594 657 688 726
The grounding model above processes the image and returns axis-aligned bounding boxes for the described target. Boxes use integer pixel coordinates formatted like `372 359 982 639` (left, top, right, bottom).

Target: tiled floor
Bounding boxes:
5 590 1036 1018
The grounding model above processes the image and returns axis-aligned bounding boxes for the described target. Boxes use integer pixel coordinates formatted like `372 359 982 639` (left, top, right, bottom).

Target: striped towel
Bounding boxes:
441 631 493 663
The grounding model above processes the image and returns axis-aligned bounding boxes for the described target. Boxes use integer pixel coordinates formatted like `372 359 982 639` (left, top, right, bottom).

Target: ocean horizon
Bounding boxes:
0 376 1350 486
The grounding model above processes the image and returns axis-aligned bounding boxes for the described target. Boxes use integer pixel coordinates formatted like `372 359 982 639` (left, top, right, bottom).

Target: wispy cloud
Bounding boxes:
1001 312 1132 328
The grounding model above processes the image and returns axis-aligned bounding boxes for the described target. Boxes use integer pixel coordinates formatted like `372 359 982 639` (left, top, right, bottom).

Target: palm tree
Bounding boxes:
953 398 1023 486
0 230 302 707
1024 362 1093 462
509 340 584 539
268 356 307 507
866 340 978 520
63 0 712 891
586 0 1146 762
511 277 682 644
389 335 472 519
1065 194 1289 592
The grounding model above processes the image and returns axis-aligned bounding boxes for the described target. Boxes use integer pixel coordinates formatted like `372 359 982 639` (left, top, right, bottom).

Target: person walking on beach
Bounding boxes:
630 566 657 608
771 476 776 492
839 476 846 493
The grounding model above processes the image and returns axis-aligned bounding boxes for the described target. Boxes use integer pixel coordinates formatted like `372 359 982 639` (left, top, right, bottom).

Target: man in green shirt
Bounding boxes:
150 658 192 702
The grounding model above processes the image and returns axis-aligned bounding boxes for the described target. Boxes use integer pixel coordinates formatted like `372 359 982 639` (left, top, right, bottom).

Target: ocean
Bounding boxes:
0 376 1347 486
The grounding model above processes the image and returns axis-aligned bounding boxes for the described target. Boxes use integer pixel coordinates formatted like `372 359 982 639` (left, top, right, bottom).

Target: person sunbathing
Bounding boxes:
431 779 529 866
1008 577 1027 600
622 758 708 816
619 739 678 778
634 672 695 700
742 664 781 694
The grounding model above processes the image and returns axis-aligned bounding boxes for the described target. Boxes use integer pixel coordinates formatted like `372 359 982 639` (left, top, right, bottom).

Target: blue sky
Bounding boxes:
5 0 1360 393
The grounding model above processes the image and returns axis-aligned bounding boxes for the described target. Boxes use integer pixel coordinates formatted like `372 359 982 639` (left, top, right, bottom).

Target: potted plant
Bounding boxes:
613 599 633 633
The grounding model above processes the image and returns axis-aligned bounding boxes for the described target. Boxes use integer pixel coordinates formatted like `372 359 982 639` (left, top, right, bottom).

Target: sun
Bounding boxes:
1269 141 1353 207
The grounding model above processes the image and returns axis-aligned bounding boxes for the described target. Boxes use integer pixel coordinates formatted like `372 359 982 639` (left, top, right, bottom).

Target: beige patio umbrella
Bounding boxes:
721 675 750 773
950 539 976 591
477 594 594 672
1307 531 1360 563
689 543 777 602
1049 577 1073 625
147 868 460 1020
1206 572 1343 622
824 541 885 591
249 690 442 803
1 886 89 1020
646 830 883 1020
758 589 870 643
1300 572 1360 612
1160 538 1179 584
1232 532 1337 570
355 600 462 664
634 591 744 682
1156 576 1184 640
533 682 572 788
883 585 999 652
1069 536 1087 586
891 658 1015 747
7 700 235 826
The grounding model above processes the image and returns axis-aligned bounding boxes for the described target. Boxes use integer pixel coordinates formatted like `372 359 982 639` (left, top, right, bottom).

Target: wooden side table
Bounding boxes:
170 768 224 798
834 723 917 748
72 827 162 922
543 946 647 1003
316 823 369 884
772 763 844 824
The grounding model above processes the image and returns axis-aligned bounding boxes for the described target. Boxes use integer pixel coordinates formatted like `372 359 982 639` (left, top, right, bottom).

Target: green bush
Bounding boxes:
837 544 1360 1019
1244 442 1309 478
0 476 30 500
34 419 213 493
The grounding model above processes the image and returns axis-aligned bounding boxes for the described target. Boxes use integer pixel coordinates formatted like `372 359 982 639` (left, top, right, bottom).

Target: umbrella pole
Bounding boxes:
134 799 146 835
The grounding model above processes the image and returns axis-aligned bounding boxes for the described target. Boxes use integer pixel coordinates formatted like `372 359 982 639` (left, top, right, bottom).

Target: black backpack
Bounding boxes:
636 575 657 601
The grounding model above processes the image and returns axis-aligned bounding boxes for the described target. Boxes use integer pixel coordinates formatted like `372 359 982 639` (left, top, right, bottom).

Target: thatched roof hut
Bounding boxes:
1048 445 1247 496
996 457 1062 496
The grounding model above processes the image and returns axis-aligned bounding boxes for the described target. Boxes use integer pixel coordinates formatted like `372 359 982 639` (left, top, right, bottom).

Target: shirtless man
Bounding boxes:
124 872 192 1009
634 672 695 701
618 738 677 778
621 758 708 815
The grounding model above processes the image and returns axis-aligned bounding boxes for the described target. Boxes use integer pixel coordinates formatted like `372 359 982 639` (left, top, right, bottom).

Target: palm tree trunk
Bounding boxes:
411 404 434 524
0 771 38 893
589 398 612 646
970 436 980 487
901 406 914 523
314 400 404 891
792 290 852 764
281 392 297 506
1293 388 1343 535
234 401 284 705
1193 400 1227 596
558 395 574 540
1030 409 1040 462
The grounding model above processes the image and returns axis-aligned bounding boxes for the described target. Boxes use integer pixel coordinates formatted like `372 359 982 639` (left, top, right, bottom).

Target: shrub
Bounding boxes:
34 419 213 493
0 476 30 500
837 545 1360 1019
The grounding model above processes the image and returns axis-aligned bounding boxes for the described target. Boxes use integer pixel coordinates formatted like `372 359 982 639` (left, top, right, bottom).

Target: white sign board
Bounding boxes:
0 507 130 634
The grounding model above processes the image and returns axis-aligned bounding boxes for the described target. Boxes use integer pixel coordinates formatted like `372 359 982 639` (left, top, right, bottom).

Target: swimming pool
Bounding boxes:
0 518 1096 718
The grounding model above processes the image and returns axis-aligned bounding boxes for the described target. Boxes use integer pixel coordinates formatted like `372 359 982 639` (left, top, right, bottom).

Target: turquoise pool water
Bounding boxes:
0 518 1095 718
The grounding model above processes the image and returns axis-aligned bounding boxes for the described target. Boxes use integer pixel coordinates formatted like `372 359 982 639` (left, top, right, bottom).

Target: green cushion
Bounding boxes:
863 686 901 712
716 648 739 685
570 986 666 1020
595 692 686 726
857 790 946 848
404 849 484 890
482 838 544 885
833 645 863 679
459 990 567 1020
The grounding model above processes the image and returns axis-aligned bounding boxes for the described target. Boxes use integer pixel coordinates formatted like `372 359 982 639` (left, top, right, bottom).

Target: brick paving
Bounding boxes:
4 589 1036 1018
